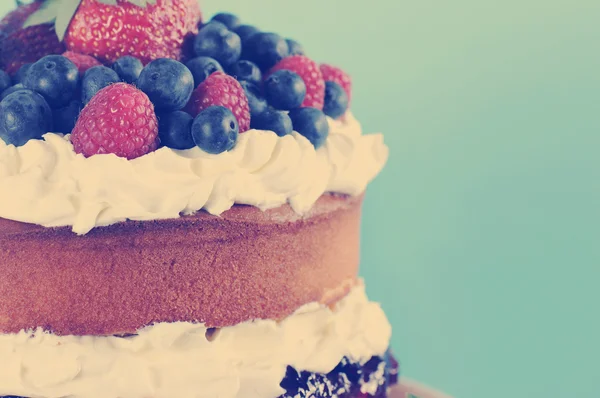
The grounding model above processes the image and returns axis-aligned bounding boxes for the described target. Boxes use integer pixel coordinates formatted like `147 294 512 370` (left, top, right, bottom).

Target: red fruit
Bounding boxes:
185 72 251 133
268 56 325 110
320 64 352 104
0 2 40 40
64 0 202 65
0 3 65 75
62 51 102 74
71 83 159 160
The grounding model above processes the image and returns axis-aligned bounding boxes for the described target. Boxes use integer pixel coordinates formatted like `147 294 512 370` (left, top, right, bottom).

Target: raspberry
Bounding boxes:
71 83 159 160
320 64 352 104
268 56 325 110
62 51 102 74
185 72 251 132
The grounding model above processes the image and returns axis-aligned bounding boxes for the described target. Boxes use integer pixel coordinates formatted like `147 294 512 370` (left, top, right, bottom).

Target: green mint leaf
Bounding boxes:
95 0 119 5
23 0 61 28
54 0 81 41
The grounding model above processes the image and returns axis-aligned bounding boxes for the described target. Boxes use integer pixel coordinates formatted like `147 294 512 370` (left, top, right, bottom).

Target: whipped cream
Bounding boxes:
0 284 392 398
0 112 388 234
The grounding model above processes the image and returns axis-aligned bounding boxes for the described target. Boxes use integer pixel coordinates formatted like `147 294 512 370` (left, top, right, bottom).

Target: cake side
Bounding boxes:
0 194 362 336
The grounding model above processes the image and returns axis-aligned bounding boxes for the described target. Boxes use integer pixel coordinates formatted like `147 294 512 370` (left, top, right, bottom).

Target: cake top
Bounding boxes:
0 0 388 234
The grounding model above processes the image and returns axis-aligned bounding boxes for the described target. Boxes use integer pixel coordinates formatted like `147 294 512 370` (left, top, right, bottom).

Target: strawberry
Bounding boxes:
0 2 65 75
62 51 102 74
320 64 352 104
185 72 251 133
71 83 159 160
267 56 325 110
0 2 41 40
61 0 202 65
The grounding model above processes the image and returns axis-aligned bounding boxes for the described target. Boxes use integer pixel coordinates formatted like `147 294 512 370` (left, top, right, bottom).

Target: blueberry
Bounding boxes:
243 32 289 71
264 70 306 110
234 24 260 43
13 63 32 84
194 22 242 67
1 84 27 100
0 90 52 146
323 81 349 119
23 55 79 108
137 58 195 112
228 60 262 86
239 81 267 117
288 107 329 149
112 56 144 84
286 39 305 56
186 56 223 87
251 108 293 137
81 66 120 104
52 99 82 134
158 111 195 150
191 105 239 154
0 70 11 93
210 12 241 30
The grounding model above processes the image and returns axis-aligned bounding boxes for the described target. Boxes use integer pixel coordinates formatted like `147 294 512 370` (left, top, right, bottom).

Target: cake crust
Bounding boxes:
0 194 363 336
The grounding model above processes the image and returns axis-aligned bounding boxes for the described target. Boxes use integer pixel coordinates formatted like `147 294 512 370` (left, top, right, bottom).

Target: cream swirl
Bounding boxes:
0 283 391 398
0 113 388 234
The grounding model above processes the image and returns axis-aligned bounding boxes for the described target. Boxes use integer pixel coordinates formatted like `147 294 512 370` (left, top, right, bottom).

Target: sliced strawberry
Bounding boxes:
0 24 65 75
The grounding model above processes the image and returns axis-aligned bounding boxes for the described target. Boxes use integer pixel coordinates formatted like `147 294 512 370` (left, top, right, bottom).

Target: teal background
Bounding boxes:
2 1 599 397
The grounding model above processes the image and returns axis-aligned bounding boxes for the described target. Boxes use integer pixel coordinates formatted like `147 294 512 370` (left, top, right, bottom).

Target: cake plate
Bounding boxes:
389 379 454 398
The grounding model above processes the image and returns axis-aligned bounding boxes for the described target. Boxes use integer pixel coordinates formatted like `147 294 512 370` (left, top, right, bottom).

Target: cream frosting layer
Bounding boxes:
0 284 391 398
0 113 388 234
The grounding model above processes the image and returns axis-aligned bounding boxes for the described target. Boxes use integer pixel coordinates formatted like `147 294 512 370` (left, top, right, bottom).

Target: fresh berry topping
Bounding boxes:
288 107 329 149
158 111 195 150
112 56 144 84
264 70 306 110
194 22 242 67
23 55 79 108
0 23 65 75
71 83 159 160
0 89 52 146
62 51 102 74
319 64 352 103
234 24 260 43
137 58 194 112
323 81 349 119
269 55 325 110
279 353 398 398
185 72 250 132
191 105 239 154
239 81 268 118
1 84 27 100
13 63 32 84
286 39 305 56
228 60 262 86
252 108 293 137
210 13 241 30
0 70 11 93
52 99 82 134
243 32 290 71
52 0 202 65
186 56 224 87
81 66 120 104
0 2 41 41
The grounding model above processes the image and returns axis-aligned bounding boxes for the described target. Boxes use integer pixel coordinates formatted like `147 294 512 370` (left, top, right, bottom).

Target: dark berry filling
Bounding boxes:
0 351 398 398
279 350 399 398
